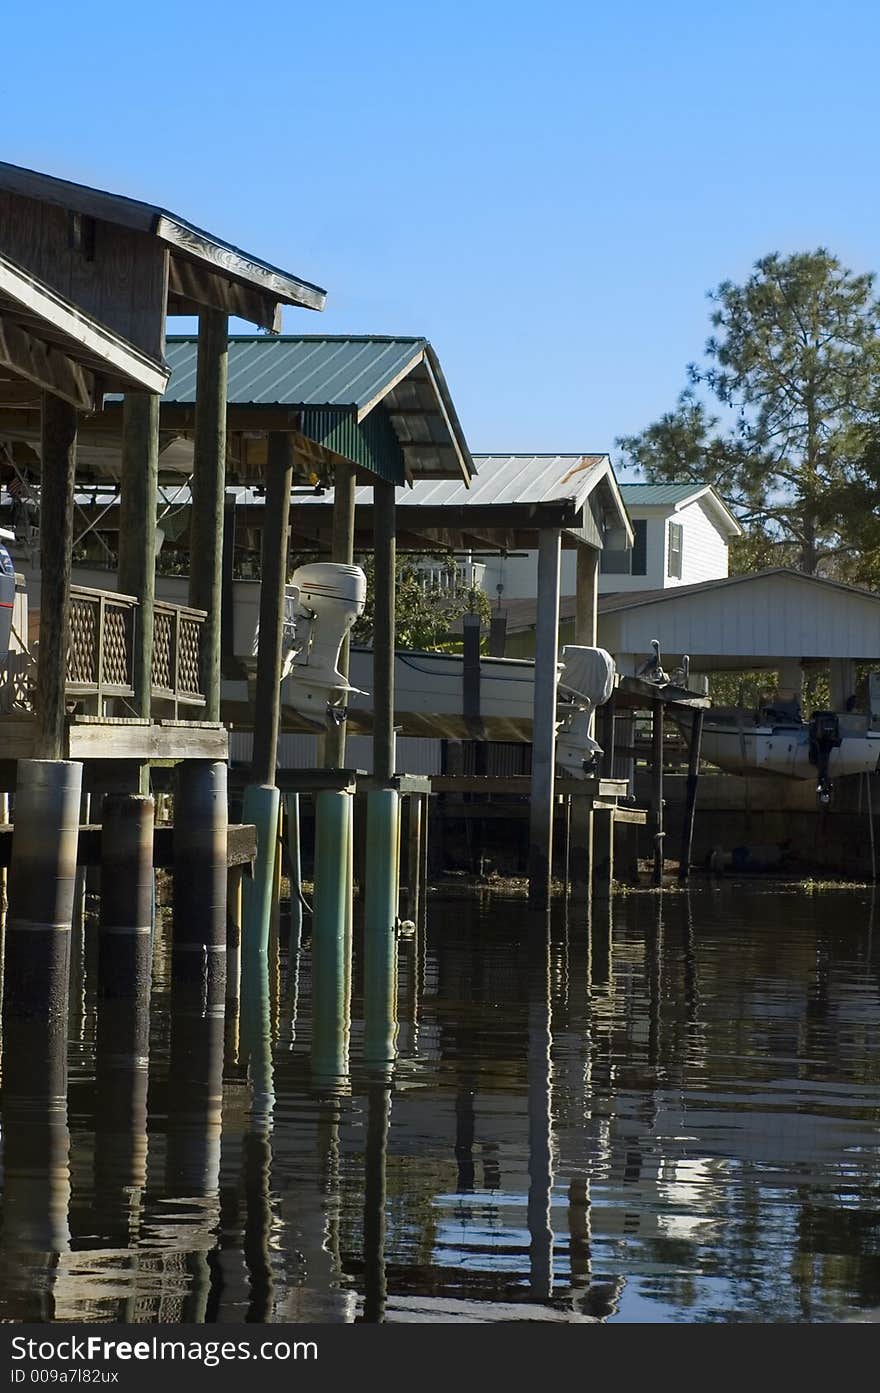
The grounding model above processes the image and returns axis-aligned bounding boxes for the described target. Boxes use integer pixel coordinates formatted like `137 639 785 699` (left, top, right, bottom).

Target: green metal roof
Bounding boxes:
163 335 424 409
162 335 473 485
618 483 706 505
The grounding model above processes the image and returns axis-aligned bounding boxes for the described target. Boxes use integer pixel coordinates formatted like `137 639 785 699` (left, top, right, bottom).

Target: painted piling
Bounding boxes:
172 761 227 993
406 793 422 925
94 794 154 1238
363 789 399 1069
311 790 351 1087
241 783 280 961
225 865 243 1062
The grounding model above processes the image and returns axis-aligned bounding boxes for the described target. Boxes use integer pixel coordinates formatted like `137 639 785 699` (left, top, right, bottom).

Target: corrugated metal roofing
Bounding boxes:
163 336 426 409
618 483 705 505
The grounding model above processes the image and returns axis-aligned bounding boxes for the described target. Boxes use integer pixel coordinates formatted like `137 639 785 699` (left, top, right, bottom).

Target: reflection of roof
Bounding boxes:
163 335 473 484
619 482 742 537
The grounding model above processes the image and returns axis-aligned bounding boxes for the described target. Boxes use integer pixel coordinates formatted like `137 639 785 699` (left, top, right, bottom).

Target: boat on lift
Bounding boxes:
224 562 617 779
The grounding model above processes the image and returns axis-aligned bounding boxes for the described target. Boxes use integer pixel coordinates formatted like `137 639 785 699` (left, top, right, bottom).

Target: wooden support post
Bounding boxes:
364 788 398 1068
36 394 77 760
598 694 616 779
651 699 665 886
225 865 243 1063
252 432 293 786
418 792 429 937
406 792 423 924
324 460 357 769
569 796 593 904
189 309 228 722
221 493 237 675
678 709 704 883
118 393 159 719
373 480 396 784
311 790 351 1086
528 528 561 909
575 545 599 647
592 805 615 900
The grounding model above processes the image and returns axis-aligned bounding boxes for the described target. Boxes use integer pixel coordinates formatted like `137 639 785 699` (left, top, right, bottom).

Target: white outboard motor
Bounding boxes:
282 562 368 724
555 645 617 778
0 540 15 663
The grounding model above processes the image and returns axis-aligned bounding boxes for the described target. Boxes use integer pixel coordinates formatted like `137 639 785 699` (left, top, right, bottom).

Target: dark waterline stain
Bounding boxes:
1 883 879 1324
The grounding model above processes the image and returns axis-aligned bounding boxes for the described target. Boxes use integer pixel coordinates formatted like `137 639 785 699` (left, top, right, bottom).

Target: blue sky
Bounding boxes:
4 1 879 473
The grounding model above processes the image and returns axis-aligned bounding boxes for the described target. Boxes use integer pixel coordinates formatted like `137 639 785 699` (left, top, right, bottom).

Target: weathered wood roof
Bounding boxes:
0 162 326 329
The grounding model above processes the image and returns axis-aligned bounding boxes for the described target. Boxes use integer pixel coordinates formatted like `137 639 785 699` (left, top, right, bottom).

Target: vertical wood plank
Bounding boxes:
35 393 77 759
189 309 228 722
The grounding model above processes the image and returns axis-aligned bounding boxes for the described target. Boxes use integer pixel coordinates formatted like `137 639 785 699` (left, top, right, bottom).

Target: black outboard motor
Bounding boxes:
808 711 842 806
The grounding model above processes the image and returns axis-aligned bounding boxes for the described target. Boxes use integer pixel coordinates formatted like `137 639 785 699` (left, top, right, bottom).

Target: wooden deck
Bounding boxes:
0 713 227 763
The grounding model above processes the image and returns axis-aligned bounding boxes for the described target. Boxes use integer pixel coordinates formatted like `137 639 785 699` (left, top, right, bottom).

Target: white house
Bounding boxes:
598 483 742 593
479 476 741 602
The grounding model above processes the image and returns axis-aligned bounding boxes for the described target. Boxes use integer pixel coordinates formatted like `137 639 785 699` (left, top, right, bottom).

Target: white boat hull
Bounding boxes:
699 721 880 781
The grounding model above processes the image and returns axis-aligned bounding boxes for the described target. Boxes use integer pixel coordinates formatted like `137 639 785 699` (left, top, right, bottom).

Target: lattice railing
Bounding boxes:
151 600 207 712
67 587 135 705
65 586 206 716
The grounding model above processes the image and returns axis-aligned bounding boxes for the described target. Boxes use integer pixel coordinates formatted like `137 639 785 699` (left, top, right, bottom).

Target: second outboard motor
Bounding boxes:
808 710 842 806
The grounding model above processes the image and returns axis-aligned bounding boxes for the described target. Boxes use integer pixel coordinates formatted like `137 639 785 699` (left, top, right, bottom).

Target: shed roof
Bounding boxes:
0 162 326 326
619 482 742 537
163 335 473 484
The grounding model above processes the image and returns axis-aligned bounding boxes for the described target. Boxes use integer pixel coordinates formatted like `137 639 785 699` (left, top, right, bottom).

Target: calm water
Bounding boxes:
1 883 880 1324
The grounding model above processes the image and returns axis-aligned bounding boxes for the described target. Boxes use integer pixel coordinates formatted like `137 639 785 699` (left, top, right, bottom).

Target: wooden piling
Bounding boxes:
575 545 599 646
35 394 77 760
569 796 593 904
651 699 665 886
118 393 159 719
372 480 396 784
364 788 399 1068
311 790 351 1086
528 528 561 909
189 309 228 721
94 794 154 1234
592 804 615 900
324 459 357 769
406 792 422 924
678 708 704 883
252 432 293 787
172 760 227 991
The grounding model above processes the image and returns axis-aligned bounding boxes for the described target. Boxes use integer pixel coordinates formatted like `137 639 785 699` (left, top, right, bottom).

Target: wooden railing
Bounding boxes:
66 585 206 716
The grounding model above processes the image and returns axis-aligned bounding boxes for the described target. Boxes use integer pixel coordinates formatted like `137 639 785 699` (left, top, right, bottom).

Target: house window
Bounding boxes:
631 519 647 576
667 520 683 579
600 518 648 576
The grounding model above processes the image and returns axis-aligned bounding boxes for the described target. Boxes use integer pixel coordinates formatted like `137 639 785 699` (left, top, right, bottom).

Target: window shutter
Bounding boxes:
667 521 683 579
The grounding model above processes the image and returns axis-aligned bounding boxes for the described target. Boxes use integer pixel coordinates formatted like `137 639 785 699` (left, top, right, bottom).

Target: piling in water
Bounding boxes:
241 783 280 960
172 760 227 993
311 790 352 1087
94 794 154 1237
364 788 399 1069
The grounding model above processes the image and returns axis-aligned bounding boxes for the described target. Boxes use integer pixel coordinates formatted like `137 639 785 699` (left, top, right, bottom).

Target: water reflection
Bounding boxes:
2 884 880 1321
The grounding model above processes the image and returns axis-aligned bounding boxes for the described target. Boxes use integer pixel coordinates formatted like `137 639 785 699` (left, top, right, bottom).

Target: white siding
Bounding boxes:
671 499 730 587
599 573 880 666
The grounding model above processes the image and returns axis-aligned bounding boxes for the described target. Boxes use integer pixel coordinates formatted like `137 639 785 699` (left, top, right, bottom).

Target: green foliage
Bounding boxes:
352 555 491 651
617 250 880 578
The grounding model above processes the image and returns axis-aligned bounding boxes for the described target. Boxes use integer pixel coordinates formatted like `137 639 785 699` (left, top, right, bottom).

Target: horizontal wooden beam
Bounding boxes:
0 821 256 868
168 256 283 333
0 315 98 410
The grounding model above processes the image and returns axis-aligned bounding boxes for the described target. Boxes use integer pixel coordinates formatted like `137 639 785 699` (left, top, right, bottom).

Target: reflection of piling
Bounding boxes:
361 1078 392 1323
311 790 352 1086
241 783 280 960
0 760 80 1311
173 760 227 994
589 897 612 990
94 794 154 1238
364 789 399 1069
240 950 276 1319
527 921 554 1302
